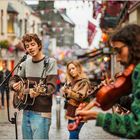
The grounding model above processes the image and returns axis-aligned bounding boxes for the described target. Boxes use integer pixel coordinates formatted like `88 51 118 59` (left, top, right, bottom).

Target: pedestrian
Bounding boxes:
61 60 91 139
9 33 57 139
0 61 11 109
76 24 140 139
55 69 61 95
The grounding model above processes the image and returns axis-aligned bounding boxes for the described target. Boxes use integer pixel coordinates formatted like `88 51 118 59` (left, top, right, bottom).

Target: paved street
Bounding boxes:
0 95 120 140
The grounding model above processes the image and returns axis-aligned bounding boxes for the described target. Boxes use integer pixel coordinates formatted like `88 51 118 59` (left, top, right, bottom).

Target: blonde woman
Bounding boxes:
61 60 91 139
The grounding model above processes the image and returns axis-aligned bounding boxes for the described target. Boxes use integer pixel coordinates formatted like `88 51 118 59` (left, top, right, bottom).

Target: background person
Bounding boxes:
61 60 91 139
0 61 11 109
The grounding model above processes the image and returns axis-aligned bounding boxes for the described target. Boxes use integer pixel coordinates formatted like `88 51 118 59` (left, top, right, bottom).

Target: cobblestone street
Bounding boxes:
0 96 120 140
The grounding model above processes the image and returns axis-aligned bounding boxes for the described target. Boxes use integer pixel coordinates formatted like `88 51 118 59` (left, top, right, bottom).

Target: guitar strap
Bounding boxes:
41 56 50 78
44 56 50 68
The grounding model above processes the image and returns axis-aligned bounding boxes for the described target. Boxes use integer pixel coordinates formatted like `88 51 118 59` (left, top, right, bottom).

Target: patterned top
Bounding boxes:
96 63 140 138
10 56 57 113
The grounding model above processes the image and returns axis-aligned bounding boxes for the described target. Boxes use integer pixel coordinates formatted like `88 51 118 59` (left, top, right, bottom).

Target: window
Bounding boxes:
19 19 22 37
7 14 15 33
24 19 27 33
1 10 4 35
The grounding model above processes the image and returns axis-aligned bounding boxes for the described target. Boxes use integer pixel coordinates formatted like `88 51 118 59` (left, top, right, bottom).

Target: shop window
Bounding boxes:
1 10 4 35
19 19 22 37
7 14 15 33
24 19 27 33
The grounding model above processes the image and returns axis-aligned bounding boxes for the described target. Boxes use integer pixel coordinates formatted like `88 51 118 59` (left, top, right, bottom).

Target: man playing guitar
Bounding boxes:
9 33 57 139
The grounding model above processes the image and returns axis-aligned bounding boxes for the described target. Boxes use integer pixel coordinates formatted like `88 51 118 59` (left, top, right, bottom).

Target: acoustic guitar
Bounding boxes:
12 75 47 110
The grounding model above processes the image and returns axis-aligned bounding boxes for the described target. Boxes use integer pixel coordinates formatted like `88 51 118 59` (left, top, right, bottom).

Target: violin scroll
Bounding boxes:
67 117 81 131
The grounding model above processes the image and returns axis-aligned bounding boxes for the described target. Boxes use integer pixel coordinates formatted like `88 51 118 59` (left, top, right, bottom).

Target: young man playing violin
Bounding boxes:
76 24 140 139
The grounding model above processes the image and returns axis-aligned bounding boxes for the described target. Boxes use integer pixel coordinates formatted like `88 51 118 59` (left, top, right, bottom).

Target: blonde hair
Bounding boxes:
66 60 87 83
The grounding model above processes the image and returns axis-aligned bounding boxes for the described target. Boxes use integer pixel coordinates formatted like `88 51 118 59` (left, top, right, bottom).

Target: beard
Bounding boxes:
120 61 128 66
120 54 132 67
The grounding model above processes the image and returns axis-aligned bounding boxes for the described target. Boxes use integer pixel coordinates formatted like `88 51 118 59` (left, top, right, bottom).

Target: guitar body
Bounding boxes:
13 92 35 110
11 75 35 110
11 75 47 110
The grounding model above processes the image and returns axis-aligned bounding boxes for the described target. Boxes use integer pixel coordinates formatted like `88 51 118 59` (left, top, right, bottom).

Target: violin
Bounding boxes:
96 64 134 110
68 64 135 131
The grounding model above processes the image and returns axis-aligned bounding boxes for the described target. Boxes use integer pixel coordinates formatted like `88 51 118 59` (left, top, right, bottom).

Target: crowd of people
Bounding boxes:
1 24 140 139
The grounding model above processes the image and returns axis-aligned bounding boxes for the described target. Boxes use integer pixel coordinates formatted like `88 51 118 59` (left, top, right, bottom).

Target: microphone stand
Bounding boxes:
0 54 28 139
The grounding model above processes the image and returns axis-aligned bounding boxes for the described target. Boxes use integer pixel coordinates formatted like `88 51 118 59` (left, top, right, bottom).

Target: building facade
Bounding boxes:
0 0 41 71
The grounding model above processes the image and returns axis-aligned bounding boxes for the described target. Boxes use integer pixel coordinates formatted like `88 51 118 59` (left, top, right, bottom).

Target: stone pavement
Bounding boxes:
0 95 120 140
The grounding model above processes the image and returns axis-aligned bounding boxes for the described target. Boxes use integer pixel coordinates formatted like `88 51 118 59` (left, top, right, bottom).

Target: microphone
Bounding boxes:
20 52 28 63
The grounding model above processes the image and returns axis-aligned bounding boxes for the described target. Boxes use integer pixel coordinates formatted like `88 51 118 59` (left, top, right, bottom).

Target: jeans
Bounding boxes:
68 120 84 140
1 86 9 106
22 110 51 139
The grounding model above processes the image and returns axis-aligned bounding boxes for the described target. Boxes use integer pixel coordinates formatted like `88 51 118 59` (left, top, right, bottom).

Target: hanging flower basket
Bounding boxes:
0 40 9 49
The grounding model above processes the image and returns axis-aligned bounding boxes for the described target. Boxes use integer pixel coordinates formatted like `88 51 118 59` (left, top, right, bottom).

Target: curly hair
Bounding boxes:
66 60 87 83
111 24 140 65
22 33 42 50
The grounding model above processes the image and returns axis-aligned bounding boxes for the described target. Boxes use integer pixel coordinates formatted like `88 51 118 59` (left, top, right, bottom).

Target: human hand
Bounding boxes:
76 110 98 121
101 78 114 86
12 81 23 92
61 86 70 93
60 87 66 97
60 86 66 93
77 100 100 112
61 86 71 97
76 102 88 111
29 88 39 98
